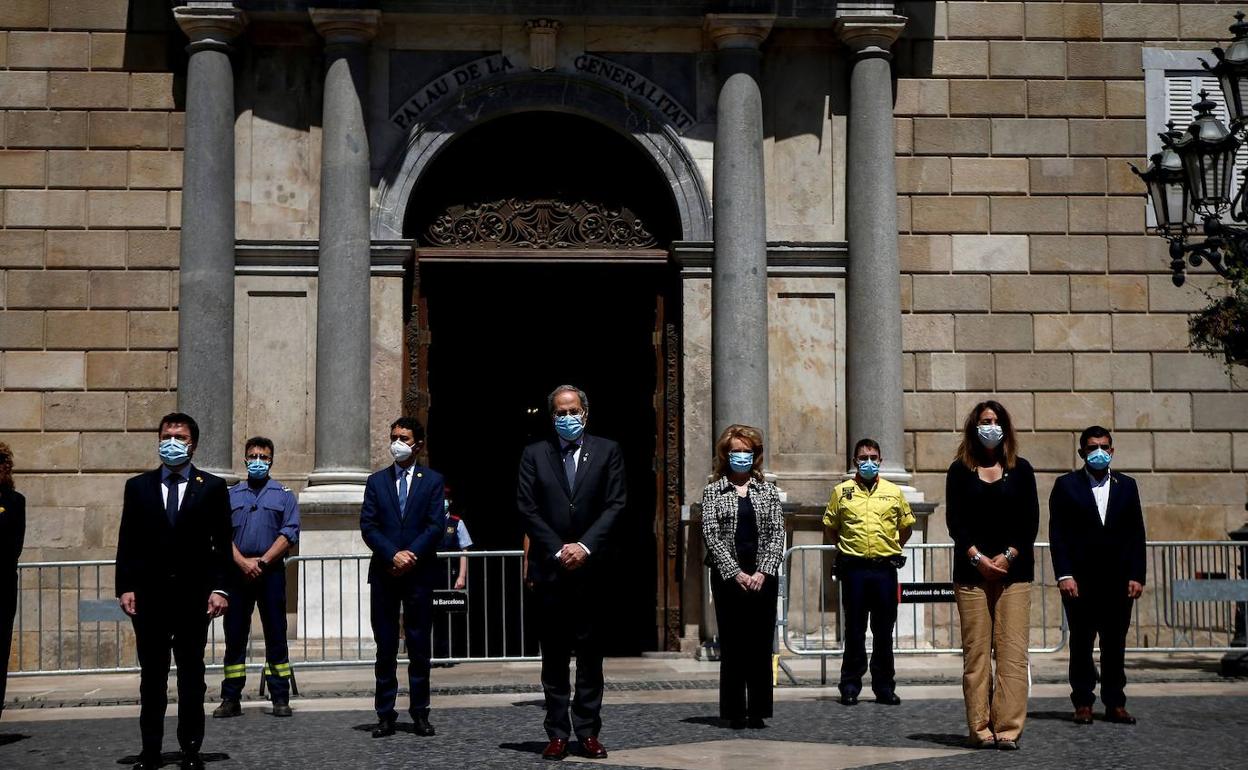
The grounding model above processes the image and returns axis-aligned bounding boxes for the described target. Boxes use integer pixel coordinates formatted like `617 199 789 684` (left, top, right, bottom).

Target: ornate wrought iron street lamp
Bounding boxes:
1140 12 1248 286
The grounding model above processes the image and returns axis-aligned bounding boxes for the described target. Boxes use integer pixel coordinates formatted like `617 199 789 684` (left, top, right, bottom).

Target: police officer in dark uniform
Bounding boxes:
213 436 300 718
432 486 472 664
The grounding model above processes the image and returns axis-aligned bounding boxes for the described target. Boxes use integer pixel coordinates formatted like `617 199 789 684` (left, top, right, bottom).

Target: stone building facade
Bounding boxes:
1 1 1246 653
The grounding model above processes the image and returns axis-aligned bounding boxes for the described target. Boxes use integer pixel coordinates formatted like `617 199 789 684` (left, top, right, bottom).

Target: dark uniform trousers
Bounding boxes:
0 574 16 712
1063 578 1134 709
132 586 211 756
371 572 433 721
710 572 777 721
221 565 291 702
535 572 604 740
838 556 899 699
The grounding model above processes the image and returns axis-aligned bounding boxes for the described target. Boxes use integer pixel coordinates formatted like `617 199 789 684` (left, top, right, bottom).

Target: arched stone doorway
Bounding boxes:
389 106 698 654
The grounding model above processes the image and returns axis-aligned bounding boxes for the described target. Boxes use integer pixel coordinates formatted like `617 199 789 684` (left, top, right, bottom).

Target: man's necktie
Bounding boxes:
562 444 577 492
398 469 408 519
164 474 182 526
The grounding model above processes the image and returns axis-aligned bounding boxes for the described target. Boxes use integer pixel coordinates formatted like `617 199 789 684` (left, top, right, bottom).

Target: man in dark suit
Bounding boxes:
360 416 445 739
516 385 626 761
115 412 233 770
1048 425 1147 727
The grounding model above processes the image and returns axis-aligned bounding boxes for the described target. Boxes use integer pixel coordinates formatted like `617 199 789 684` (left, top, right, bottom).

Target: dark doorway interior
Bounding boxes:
423 263 663 655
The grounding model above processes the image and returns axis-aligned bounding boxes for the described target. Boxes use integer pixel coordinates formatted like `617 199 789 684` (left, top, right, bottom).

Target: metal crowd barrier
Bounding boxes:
779 540 1248 659
8 550 538 678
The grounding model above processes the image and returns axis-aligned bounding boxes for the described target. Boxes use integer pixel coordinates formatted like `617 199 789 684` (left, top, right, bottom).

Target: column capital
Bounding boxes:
309 7 381 46
835 14 907 56
704 13 774 50
174 6 247 52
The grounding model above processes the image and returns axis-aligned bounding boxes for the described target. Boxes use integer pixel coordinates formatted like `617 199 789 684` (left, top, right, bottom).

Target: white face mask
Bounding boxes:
977 423 1004 449
390 440 414 463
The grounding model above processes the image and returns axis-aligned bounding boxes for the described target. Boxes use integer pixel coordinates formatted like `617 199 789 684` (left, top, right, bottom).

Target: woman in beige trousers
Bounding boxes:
944 400 1039 751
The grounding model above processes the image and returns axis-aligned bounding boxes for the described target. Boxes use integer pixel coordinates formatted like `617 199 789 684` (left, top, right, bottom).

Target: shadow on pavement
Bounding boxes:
117 752 229 765
1027 710 1076 721
0 733 30 746
680 716 736 729
905 733 970 748
499 741 549 755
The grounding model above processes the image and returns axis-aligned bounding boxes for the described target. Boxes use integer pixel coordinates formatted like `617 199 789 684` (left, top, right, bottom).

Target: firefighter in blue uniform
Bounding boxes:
432 485 472 664
212 436 300 718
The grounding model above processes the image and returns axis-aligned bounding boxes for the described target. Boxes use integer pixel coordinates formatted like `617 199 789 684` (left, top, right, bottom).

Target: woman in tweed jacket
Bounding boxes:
700 424 785 729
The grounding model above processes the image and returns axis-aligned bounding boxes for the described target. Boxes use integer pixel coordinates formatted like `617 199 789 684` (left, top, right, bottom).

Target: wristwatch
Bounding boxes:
970 553 983 566
1003 549 1016 563
256 558 268 571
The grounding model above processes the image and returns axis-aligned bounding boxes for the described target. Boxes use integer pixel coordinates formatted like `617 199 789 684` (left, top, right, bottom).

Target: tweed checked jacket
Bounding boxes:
700 476 785 580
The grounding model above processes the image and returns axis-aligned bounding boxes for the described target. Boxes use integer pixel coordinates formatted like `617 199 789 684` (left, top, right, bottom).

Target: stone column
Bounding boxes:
706 14 773 446
173 5 246 477
837 14 912 485
302 8 380 504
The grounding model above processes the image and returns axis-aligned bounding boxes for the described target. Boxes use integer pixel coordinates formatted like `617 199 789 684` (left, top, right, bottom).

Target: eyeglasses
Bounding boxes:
553 409 585 418
245 453 272 462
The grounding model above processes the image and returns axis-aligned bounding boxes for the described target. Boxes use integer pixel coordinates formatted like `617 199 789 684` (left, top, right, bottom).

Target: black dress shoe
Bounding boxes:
180 753 205 770
875 692 902 705
211 700 241 718
542 738 569 761
133 756 162 770
579 736 608 759
839 693 859 706
413 714 436 736
747 717 767 729
728 718 748 730
372 718 397 738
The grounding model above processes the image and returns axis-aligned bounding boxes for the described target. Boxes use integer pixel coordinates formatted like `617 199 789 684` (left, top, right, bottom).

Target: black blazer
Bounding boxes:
516 435 626 583
114 466 233 599
359 463 445 586
0 487 25 584
1048 469 1147 586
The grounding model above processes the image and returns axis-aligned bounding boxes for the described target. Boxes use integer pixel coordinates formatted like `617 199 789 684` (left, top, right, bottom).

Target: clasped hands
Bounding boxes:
974 552 1011 581
558 543 588 570
389 550 418 576
734 571 766 592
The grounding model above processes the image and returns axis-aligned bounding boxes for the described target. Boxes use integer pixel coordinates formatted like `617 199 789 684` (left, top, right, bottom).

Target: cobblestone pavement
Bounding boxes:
1 692 1246 769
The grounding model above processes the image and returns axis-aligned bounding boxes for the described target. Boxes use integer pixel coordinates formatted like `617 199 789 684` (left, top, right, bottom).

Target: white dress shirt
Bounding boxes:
394 463 416 503
1088 469 1110 526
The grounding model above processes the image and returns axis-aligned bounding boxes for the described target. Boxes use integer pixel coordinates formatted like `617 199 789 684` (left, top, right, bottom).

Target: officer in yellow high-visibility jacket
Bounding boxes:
823 438 914 707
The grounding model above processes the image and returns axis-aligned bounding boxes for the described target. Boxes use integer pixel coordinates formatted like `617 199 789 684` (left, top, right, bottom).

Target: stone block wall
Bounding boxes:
895 1 1248 541
0 0 183 561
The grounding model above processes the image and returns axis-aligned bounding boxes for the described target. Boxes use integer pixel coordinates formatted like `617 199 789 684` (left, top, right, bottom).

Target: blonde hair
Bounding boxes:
711 424 765 482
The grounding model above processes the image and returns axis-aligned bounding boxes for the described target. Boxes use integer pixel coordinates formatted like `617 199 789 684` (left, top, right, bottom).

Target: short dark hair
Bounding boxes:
548 384 589 415
1079 425 1113 450
852 438 881 458
245 436 275 457
390 416 425 442
159 412 199 445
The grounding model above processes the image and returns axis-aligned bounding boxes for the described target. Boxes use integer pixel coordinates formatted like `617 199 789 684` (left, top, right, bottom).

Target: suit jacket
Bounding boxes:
516 434 626 583
1 488 25 585
114 466 233 599
1048 469 1147 587
359 463 445 586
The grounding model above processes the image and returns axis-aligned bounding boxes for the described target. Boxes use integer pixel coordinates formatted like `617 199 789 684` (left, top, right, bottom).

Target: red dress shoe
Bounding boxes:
1073 706 1093 725
1106 707 1137 724
542 738 570 761
580 736 608 759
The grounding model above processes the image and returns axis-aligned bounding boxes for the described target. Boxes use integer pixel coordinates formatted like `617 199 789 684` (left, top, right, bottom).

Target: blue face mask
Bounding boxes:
727 451 754 473
1085 448 1112 471
158 437 190 467
246 459 271 480
554 414 585 441
857 459 880 481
